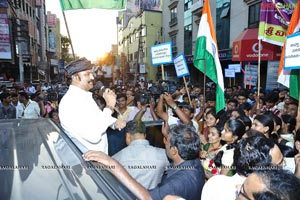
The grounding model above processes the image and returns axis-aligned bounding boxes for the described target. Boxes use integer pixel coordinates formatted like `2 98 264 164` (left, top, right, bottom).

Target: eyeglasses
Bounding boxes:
236 184 251 200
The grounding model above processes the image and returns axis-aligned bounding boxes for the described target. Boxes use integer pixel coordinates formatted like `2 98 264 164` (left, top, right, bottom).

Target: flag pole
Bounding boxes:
161 64 165 80
297 70 300 130
62 11 76 59
183 76 192 105
257 40 261 110
203 58 206 106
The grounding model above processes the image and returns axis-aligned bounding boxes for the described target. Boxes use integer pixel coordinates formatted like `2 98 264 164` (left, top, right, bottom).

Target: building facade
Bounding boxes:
0 0 61 84
117 0 285 90
118 10 162 82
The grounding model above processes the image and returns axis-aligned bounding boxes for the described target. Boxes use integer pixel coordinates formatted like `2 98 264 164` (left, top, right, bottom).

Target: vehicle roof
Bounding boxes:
0 119 135 200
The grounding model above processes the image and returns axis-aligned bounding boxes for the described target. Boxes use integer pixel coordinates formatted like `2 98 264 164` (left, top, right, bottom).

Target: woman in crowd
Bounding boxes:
214 119 245 176
251 113 274 139
199 123 224 179
280 114 296 149
202 133 284 200
199 108 219 145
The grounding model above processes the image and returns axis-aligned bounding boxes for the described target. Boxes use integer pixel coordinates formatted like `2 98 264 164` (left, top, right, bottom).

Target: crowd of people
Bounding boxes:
1 57 300 200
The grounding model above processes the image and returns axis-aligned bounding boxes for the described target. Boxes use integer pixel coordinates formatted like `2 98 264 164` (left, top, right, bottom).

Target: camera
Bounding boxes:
149 80 178 96
136 92 152 105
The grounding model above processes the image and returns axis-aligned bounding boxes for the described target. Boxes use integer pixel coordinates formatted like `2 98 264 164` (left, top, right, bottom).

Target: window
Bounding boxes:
184 24 192 55
171 35 177 54
184 0 192 54
134 51 138 60
130 35 134 43
129 53 133 61
184 0 192 11
26 3 28 15
141 26 146 36
216 0 231 49
22 0 25 12
170 7 177 21
248 2 261 28
171 35 176 47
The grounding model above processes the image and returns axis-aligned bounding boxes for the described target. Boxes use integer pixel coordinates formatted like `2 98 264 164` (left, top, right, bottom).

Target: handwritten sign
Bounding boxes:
228 64 241 73
150 42 173 66
174 53 190 78
225 68 235 78
284 32 300 70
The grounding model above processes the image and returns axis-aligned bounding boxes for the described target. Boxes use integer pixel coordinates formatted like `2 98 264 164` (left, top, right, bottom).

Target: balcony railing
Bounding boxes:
169 17 178 27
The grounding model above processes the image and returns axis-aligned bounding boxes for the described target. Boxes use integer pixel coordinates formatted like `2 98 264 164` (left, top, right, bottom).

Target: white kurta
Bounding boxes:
59 85 116 154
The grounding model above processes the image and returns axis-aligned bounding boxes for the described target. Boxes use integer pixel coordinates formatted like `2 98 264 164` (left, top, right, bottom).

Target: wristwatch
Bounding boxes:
171 104 178 110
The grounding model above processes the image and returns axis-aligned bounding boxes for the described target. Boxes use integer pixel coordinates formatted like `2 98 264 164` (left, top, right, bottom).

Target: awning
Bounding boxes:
232 28 281 61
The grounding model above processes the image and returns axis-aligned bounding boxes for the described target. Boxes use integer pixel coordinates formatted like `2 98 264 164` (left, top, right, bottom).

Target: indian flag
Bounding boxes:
278 0 300 100
193 0 225 113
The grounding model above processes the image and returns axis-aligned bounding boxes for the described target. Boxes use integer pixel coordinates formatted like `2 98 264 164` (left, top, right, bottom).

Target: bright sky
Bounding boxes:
45 1 118 62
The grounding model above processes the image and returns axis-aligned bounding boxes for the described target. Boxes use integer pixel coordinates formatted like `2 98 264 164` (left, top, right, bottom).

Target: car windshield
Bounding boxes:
0 119 135 200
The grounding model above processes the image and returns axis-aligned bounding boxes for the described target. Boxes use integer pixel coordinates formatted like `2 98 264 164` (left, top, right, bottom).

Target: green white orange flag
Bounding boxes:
278 0 300 100
193 0 225 113
59 0 126 11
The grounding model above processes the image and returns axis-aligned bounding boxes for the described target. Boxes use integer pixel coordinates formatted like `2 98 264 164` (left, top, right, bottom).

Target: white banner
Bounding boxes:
150 42 173 66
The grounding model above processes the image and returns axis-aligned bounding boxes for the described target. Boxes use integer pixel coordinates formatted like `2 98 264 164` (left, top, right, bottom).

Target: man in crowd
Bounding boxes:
10 93 23 119
156 93 199 131
19 91 40 119
112 120 169 189
59 57 125 154
83 124 205 200
107 93 131 156
0 92 16 119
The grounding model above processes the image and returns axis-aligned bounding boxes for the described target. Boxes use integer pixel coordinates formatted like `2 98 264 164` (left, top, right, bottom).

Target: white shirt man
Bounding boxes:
59 58 125 154
19 92 40 119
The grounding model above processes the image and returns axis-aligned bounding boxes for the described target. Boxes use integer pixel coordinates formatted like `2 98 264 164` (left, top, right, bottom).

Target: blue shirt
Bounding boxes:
150 159 205 200
0 104 16 119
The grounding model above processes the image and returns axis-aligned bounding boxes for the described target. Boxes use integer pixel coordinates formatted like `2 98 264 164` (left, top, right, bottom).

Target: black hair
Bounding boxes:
178 102 195 113
295 128 300 142
252 169 300 200
117 93 127 101
226 118 246 140
234 135 276 177
272 114 282 135
214 119 246 167
227 98 238 107
265 92 279 104
244 128 265 138
209 123 224 138
237 90 248 99
206 92 216 102
0 92 10 102
254 114 274 135
19 92 29 100
205 108 218 120
238 115 252 130
230 108 246 119
169 124 200 160
48 109 58 119
281 114 296 133
125 120 146 135
239 102 252 111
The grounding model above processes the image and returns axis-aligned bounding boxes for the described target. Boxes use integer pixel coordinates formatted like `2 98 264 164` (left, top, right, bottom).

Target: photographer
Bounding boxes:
156 93 198 132
127 92 158 122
